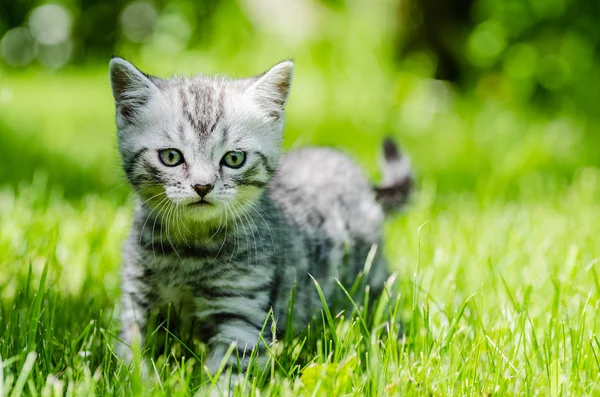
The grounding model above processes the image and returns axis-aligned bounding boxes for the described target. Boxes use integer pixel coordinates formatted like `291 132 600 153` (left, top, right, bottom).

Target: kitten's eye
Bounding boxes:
158 149 184 167
221 151 246 169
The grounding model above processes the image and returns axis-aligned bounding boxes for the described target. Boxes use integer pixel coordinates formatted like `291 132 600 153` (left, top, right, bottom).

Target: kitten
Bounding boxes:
109 57 413 377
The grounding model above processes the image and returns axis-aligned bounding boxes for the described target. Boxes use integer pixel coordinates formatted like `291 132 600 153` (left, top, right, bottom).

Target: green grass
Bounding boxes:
1 66 600 396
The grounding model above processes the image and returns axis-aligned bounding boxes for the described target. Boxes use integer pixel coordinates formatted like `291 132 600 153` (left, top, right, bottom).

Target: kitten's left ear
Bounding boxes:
248 60 294 119
109 57 161 124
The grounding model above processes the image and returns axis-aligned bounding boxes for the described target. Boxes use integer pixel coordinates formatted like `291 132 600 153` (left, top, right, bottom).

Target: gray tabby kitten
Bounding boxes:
109 57 413 375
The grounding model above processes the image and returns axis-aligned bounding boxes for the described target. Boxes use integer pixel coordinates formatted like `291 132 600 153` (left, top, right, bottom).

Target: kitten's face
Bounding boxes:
109 58 293 224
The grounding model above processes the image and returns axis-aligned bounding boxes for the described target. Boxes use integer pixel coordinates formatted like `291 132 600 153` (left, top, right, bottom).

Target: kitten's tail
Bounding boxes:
374 138 414 213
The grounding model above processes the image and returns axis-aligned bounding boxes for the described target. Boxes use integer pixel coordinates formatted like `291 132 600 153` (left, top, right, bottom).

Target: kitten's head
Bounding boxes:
109 58 293 224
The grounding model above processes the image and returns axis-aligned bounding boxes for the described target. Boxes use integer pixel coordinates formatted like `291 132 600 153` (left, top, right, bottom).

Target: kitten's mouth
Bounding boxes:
189 199 213 206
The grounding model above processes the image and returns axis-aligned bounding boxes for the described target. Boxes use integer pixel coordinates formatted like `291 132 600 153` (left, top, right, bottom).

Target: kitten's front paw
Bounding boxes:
116 321 144 363
203 343 254 396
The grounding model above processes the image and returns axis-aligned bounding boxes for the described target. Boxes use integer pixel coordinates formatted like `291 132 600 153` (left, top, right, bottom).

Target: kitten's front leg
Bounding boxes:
117 288 150 363
205 315 271 376
205 326 269 396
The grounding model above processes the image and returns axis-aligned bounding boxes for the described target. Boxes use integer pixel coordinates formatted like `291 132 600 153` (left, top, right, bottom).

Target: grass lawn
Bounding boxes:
1 68 599 396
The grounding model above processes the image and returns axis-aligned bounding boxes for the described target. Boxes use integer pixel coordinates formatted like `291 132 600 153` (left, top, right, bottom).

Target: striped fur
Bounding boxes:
109 58 413 376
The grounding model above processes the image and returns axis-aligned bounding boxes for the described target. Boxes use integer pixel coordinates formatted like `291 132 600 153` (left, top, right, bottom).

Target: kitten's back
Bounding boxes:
271 147 384 242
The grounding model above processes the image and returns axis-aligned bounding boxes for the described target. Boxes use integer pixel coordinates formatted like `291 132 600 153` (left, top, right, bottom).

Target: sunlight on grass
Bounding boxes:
1 164 599 394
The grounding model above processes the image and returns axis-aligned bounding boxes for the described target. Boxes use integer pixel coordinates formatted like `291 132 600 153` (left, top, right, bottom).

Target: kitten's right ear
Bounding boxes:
247 60 294 120
109 57 159 123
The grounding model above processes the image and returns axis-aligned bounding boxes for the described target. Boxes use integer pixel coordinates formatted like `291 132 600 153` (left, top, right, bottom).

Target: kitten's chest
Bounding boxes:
152 277 196 319
148 266 222 319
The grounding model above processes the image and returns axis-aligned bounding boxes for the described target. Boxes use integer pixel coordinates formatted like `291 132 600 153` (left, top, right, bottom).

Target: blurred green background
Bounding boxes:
1 0 598 200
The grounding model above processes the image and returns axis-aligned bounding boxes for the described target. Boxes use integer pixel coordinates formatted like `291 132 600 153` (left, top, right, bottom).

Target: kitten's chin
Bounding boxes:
184 202 225 224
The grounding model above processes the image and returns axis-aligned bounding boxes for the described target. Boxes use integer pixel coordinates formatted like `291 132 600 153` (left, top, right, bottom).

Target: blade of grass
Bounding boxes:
27 261 49 352
310 275 339 354
9 352 36 397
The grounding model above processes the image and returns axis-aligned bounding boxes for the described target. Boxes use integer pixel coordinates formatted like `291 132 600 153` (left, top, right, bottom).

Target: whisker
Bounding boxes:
211 204 229 264
107 181 128 195
174 199 191 248
164 200 181 259
137 192 168 251
177 199 193 236
246 206 264 264
151 196 171 261
139 191 167 209
236 204 259 267
230 203 252 268
237 197 266 252
240 196 273 220
207 210 225 243
225 202 240 267
240 196 275 250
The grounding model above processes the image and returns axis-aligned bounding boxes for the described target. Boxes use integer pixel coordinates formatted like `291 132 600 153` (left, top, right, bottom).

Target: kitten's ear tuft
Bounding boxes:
109 57 159 123
249 60 294 119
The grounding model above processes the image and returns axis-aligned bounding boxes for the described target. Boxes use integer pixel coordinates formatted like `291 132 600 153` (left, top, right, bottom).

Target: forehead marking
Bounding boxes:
176 122 185 141
220 126 229 147
178 83 224 139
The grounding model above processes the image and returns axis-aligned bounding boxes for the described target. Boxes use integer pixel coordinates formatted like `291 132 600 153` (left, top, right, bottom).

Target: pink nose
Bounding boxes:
192 184 213 198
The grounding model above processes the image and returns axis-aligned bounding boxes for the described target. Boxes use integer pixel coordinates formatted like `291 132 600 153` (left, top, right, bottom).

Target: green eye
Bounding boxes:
222 151 246 169
158 149 184 167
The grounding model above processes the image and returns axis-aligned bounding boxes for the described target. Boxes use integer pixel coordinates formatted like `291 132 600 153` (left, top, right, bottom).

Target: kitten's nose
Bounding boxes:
193 184 213 198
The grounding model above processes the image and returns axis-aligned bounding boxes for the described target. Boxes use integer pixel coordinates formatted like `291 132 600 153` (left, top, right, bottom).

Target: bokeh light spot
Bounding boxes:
38 41 73 69
151 9 192 55
120 2 157 43
0 87 13 104
29 4 72 45
240 0 318 41
1 27 37 67
468 21 507 67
